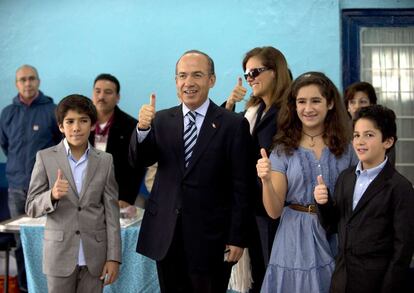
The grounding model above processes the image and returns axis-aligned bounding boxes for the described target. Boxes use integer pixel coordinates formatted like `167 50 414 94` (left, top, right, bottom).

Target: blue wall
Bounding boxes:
0 0 413 162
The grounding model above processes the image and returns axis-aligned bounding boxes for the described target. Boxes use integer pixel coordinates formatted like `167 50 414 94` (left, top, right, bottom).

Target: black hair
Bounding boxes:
94 73 120 94
353 104 397 152
56 94 97 125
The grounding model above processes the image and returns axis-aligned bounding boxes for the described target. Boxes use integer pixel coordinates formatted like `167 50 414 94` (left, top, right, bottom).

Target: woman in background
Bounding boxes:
257 72 358 293
344 81 395 165
225 46 291 292
344 81 377 119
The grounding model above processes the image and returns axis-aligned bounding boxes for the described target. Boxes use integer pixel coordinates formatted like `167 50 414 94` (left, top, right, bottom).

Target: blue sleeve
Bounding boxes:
0 109 9 156
269 146 288 174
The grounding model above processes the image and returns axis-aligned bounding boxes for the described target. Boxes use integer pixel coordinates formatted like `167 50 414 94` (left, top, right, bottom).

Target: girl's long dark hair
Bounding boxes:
274 72 351 157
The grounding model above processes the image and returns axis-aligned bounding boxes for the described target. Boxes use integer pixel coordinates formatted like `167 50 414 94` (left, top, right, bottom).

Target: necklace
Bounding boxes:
302 131 324 147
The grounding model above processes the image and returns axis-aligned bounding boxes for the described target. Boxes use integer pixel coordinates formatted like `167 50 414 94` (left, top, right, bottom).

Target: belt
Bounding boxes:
288 204 317 214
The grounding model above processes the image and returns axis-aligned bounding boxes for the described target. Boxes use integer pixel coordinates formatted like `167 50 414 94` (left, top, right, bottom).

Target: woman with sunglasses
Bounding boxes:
257 72 358 292
224 46 291 292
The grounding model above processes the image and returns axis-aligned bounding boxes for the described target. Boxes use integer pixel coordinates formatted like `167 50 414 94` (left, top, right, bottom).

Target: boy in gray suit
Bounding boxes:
26 94 121 293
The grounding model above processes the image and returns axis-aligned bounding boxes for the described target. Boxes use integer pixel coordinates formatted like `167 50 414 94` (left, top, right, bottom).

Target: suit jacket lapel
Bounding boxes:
349 161 393 220
170 106 185 175
252 103 277 136
104 106 121 153
54 142 79 204
344 172 357 220
184 102 220 175
79 147 100 199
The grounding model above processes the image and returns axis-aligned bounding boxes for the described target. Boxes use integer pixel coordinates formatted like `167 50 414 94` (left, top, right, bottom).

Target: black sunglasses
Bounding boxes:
244 67 269 80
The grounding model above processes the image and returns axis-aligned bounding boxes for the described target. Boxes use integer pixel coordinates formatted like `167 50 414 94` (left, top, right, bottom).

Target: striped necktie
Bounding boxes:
184 111 197 168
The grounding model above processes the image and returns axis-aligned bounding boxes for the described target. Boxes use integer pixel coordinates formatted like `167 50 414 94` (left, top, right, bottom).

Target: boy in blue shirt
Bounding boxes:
314 104 414 293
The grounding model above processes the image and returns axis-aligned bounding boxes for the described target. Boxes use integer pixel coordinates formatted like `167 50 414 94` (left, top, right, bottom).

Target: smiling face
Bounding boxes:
353 118 393 169
348 91 371 119
59 110 92 153
175 53 216 110
295 84 333 133
245 56 275 98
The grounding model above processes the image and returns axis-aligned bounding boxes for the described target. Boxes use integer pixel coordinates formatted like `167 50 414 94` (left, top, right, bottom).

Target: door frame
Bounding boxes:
341 9 414 90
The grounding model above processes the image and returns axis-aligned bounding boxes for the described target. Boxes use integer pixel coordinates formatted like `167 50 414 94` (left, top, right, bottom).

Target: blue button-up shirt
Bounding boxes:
63 138 90 266
352 158 387 210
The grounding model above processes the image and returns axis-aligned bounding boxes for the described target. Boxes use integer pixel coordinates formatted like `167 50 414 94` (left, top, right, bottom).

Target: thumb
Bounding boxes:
237 77 243 86
260 148 268 159
57 169 63 180
150 93 156 108
317 175 325 186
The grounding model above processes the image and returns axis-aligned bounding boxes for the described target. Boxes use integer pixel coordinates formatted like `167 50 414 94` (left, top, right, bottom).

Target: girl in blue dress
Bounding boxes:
256 72 358 293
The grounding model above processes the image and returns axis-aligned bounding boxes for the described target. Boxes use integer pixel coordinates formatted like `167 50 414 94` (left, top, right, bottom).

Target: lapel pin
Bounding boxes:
212 123 216 129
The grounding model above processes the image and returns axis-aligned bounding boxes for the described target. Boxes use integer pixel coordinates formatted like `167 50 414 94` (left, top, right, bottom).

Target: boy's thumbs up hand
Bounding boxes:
314 175 328 205
256 148 271 181
138 93 156 129
52 169 69 200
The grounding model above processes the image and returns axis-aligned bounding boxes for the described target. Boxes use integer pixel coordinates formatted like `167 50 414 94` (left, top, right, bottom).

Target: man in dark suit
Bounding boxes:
129 50 255 293
90 73 145 207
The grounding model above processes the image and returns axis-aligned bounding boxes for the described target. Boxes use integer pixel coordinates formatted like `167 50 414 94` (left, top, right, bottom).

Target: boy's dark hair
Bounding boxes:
56 94 97 125
353 104 397 152
94 73 120 94
344 81 377 106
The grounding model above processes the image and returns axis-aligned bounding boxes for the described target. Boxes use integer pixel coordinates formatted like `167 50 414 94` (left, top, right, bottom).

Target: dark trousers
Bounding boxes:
246 216 266 293
156 218 232 293
256 215 279 267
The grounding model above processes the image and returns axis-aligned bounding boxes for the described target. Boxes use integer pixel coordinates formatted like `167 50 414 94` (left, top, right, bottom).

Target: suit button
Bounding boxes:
75 230 80 235
78 207 81 211
45 207 51 212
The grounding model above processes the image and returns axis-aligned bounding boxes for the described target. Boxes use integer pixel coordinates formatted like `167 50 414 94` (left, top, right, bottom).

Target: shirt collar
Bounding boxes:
63 138 91 158
355 157 388 179
182 98 210 117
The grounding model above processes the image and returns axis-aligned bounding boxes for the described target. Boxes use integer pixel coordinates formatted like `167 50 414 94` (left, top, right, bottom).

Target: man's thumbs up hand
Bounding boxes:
138 93 156 130
52 169 69 200
314 175 328 205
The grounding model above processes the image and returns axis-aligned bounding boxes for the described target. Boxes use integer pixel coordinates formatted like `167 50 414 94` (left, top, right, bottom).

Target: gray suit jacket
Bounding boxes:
26 141 121 277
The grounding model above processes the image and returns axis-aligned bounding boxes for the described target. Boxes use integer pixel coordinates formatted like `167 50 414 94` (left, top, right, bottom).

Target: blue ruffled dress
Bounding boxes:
261 146 357 293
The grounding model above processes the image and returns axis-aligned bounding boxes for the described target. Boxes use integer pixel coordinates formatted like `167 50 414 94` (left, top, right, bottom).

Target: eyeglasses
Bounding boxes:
244 67 269 80
17 76 38 83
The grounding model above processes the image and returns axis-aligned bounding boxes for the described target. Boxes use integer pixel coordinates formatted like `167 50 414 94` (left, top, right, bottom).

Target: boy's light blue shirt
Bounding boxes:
352 157 388 210
63 138 90 266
